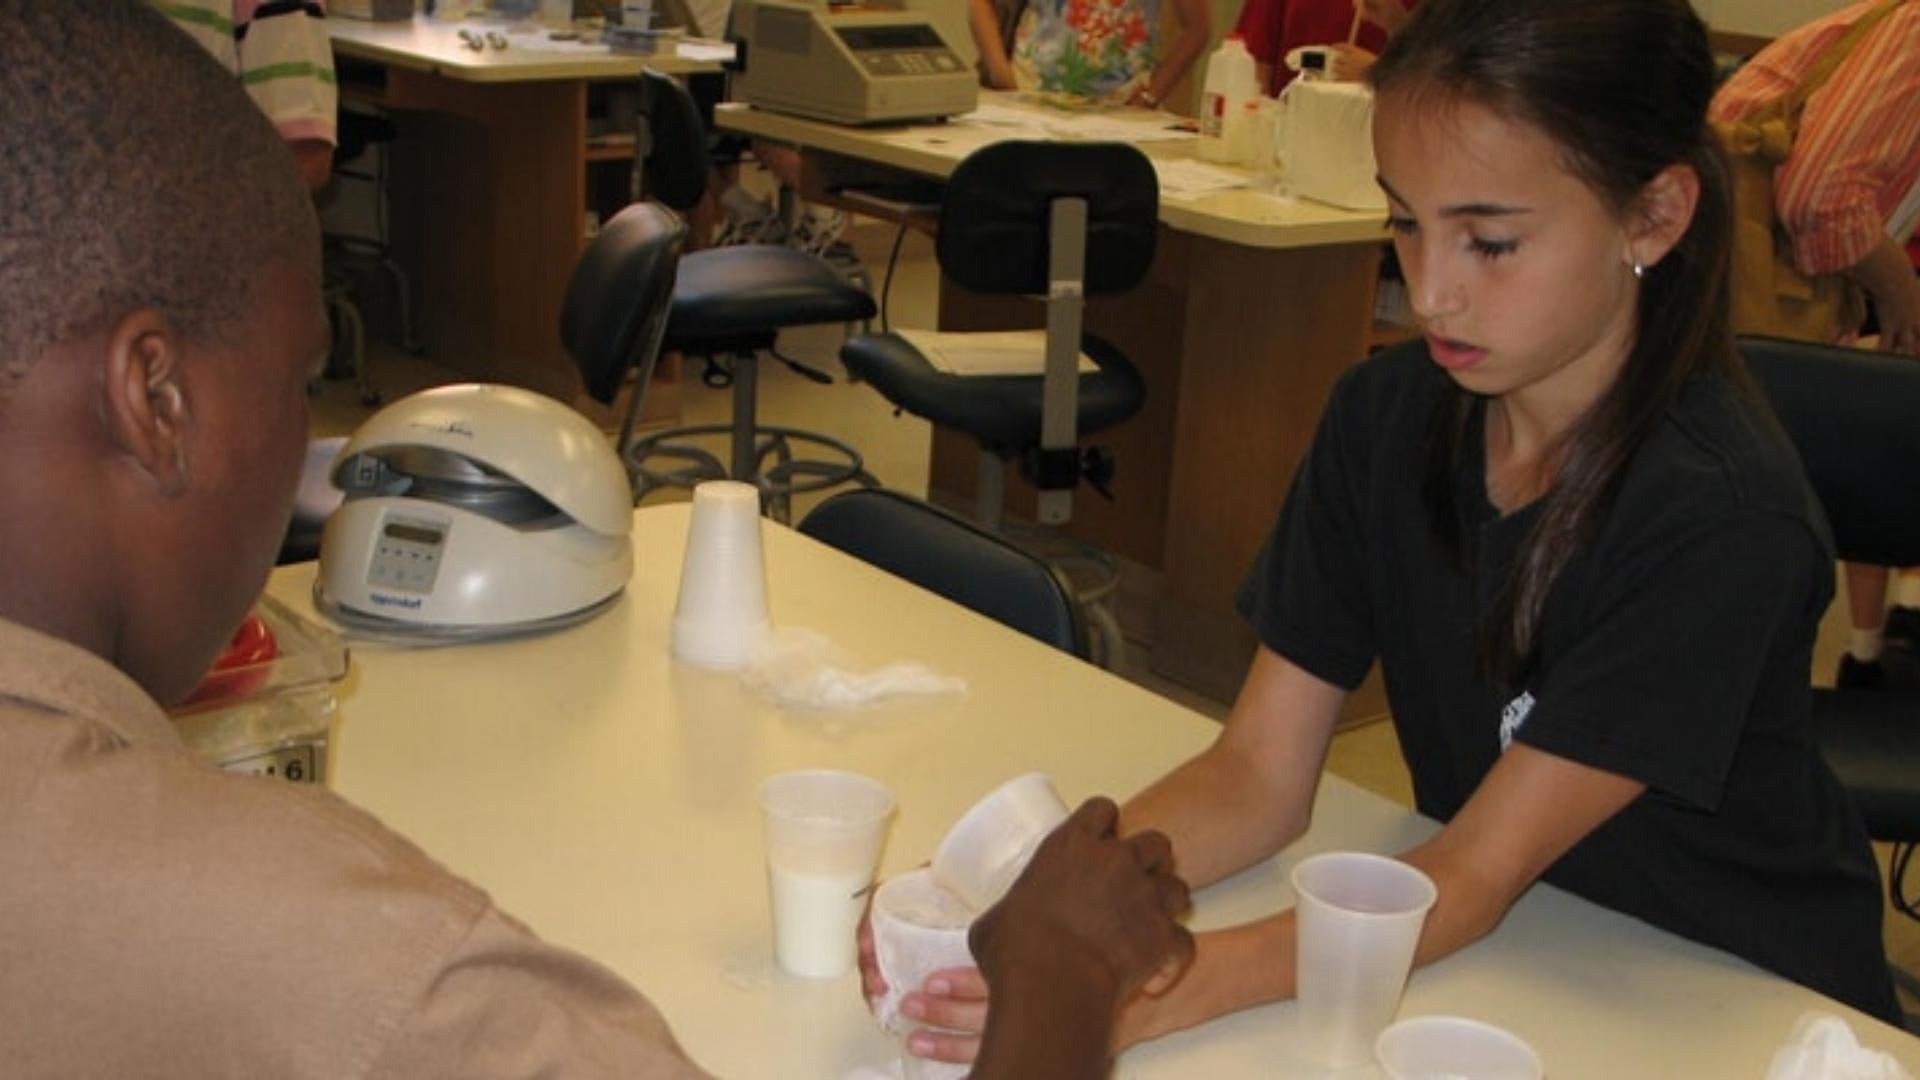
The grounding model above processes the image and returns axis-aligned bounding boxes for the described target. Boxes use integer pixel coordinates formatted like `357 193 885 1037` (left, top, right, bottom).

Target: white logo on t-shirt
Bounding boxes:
1499 690 1536 752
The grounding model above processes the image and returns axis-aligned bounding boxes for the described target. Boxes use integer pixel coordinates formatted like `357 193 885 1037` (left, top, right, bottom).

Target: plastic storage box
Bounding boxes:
168 596 350 785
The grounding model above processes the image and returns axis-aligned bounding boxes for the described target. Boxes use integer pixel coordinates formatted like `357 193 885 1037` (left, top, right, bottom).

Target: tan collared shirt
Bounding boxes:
0 617 712 1078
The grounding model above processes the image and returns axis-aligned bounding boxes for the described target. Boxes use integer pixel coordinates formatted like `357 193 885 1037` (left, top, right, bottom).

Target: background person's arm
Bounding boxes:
234 0 339 192
1358 0 1414 36
1771 7 1920 290
968 0 1019 89
1848 235 1920 356
1133 0 1212 107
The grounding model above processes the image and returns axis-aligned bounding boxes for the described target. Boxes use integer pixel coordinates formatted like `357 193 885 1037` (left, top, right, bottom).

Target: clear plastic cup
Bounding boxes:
1375 1016 1544 1080
1291 852 1438 1067
672 481 769 670
759 769 896 978
930 772 1070 911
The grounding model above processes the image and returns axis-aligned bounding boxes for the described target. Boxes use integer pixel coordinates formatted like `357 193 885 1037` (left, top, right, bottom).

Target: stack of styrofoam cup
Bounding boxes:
672 481 769 669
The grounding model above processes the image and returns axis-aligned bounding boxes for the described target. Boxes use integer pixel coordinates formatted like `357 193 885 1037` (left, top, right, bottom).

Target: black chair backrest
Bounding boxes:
562 202 687 404
1742 335 1920 568
636 67 711 213
798 489 1087 658
937 140 1158 298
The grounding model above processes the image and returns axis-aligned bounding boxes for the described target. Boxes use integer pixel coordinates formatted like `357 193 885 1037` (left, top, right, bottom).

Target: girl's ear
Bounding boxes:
1625 163 1700 273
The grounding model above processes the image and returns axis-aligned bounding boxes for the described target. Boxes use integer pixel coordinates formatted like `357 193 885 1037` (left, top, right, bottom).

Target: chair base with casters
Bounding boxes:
798 488 1088 660
626 418 877 525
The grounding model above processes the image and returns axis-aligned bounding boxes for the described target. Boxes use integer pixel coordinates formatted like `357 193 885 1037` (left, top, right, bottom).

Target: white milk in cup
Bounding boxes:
759 769 895 978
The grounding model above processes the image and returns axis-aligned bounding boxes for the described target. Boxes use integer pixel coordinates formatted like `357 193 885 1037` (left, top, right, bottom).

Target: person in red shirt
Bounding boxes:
1234 0 1417 94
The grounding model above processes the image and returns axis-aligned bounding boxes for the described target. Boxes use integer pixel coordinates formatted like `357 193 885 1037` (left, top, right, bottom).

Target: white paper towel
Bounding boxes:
1766 1013 1914 1080
742 627 966 710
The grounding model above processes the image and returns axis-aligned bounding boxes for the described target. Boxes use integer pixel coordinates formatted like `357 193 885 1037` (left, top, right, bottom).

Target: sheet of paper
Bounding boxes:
896 329 1098 377
1037 114 1197 143
1151 158 1253 196
957 101 1198 143
958 101 1044 127
677 39 738 62
498 29 617 54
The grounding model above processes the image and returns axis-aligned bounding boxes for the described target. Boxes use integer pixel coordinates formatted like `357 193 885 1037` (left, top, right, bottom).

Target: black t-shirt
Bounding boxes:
1239 342 1898 1023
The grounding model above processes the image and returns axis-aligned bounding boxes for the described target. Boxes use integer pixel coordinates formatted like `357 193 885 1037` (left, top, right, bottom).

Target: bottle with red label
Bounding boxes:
1198 34 1258 163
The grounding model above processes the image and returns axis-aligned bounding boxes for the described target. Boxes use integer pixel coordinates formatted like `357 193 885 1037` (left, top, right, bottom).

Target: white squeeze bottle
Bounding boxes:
1199 34 1259 163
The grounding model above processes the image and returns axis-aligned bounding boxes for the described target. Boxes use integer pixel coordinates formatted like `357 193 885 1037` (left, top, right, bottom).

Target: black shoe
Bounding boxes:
1837 654 1887 690
1885 605 1920 650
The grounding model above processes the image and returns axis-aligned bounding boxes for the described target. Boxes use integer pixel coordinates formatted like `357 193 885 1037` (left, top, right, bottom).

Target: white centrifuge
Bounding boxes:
316 384 634 640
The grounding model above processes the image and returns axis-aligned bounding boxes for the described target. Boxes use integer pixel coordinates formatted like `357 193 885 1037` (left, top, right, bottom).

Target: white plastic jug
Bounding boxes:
1198 35 1259 163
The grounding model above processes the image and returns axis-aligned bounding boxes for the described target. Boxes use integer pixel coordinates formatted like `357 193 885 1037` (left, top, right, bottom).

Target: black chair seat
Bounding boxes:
1815 689 1920 843
799 489 1085 657
840 331 1146 447
277 436 348 565
665 245 875 349
335 109 397 163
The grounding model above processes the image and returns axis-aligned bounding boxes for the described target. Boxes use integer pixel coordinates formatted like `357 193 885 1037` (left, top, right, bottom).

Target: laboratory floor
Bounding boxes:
307 215 1920 1014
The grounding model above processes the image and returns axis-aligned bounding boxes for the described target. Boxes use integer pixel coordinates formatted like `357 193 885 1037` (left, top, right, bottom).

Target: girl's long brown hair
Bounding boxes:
1368 0 1739 688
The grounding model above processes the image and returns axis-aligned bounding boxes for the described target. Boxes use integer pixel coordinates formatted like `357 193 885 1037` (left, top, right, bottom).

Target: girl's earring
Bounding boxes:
1631 260 1645 280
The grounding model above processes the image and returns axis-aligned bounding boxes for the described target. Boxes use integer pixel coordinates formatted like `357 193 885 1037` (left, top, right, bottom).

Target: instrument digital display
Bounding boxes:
368 515 449 594
383 521 445 546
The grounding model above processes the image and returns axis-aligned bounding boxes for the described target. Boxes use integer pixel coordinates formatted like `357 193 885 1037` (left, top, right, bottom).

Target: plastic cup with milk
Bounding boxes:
759 769 895 978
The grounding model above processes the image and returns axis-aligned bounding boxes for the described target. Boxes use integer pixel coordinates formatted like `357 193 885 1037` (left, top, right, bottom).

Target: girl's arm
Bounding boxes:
1121 646 1346 887
1118 741 1645 1048
899 646 1342 1061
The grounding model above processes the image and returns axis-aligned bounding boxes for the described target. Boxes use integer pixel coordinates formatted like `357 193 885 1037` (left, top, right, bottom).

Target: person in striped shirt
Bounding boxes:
154 0 338 189
1710 0 1920 359
1711 0 1920 692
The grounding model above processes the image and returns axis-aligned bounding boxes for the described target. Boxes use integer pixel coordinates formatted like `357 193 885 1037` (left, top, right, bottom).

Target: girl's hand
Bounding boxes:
900 967 991 1063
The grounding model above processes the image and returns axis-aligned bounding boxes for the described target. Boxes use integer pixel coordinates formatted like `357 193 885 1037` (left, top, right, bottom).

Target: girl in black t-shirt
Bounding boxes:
889 0 1900 1064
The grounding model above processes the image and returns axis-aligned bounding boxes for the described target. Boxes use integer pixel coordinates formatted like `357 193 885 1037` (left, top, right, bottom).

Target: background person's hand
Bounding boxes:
1324 44 1378 82
1876 271 1920 357
1358 0 1413 35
